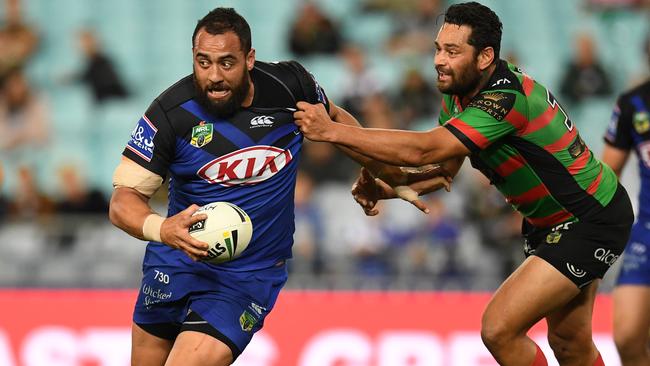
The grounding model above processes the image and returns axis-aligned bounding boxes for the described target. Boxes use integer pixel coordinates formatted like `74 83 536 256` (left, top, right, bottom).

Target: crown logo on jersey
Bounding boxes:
191 121 213 148
483 92 507 102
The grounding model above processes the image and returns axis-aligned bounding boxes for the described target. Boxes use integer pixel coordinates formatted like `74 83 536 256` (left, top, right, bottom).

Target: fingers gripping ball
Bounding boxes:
189 202 253 264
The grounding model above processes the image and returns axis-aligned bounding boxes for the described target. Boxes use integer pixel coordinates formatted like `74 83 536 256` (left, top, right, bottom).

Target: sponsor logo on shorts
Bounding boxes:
545 221 573 244
546 231 562 244
566 263 586 278
594 248 619 266
249 302 267 316
141 284 173 307
239 310 258 332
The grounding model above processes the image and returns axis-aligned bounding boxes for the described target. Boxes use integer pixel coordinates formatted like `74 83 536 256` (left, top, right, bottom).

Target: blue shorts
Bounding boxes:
133 248 287 357
616 219 650 286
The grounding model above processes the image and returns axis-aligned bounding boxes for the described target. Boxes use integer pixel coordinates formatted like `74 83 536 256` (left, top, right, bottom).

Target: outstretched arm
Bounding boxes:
295 102 470 167
352 156 464 215
601 144 629 177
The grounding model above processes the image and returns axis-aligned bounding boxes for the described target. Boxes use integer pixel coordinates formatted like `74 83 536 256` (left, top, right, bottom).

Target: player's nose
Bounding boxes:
206 65 224 83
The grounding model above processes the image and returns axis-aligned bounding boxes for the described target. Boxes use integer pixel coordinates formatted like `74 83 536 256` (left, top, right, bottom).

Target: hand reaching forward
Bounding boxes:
352 167 453 216
293 101 333 142
160 204 210 261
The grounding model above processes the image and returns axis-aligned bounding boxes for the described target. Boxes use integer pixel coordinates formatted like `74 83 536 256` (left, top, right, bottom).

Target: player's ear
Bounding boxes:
478 47 494 71
246 48 255 71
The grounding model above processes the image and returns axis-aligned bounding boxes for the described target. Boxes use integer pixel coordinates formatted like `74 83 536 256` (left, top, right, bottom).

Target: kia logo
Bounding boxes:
198 145 293 186
594 248 619 266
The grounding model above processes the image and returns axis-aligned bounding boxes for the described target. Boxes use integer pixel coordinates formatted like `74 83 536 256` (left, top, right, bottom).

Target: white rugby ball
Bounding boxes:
189 202 253 264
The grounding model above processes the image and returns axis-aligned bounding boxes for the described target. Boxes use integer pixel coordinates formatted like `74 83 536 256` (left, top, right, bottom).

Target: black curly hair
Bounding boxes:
444 2 502 61
192 8 252 54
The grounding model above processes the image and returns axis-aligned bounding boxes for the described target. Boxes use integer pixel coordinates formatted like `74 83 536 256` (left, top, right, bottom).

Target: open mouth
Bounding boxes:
207 89 230 99
437 70 451 82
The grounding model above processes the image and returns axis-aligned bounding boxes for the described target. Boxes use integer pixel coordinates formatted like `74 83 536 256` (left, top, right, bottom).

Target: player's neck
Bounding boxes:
461 63 498 102
242 79 255 108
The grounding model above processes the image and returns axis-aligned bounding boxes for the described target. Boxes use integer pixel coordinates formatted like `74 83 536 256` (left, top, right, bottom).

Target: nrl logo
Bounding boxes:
191 121 213 148
482 93 506 102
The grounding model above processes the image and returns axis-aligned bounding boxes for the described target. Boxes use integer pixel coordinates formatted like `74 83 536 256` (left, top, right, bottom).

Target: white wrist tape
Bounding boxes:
394 185 419 202
142 214 164 242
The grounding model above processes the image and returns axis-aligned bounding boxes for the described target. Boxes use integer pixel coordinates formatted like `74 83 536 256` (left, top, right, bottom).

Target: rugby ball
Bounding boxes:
189 202 253 264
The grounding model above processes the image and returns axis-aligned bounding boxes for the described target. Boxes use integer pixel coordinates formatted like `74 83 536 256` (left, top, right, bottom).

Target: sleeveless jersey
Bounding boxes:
605 80 650 219
123 60 329 271
440 60 618 228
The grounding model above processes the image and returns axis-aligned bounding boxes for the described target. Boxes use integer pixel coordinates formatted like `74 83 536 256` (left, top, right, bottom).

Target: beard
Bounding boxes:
437 59 483 96
193 71 251 118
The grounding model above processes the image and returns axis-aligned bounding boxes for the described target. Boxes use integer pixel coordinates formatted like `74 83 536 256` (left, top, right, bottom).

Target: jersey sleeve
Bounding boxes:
604 96 633 150
443 92 517 153
280 60 331 112
122 99 176 177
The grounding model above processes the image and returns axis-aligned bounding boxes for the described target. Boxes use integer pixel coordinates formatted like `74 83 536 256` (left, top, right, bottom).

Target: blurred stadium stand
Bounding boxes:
0 0 647 290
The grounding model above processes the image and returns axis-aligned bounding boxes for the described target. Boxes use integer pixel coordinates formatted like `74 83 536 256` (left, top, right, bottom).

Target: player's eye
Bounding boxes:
198 59 210 68
221 61 233 69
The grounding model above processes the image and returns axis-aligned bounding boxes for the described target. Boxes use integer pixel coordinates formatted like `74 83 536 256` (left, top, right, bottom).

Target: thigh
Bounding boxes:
613 285 650 339
186 264 288 359
616 221 650 286
545 280 599 338
131 323 174 366
484 256 580 334
165 331 233 366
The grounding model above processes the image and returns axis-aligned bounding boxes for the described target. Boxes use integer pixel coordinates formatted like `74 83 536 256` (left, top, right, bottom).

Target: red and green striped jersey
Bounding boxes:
440 60 618 228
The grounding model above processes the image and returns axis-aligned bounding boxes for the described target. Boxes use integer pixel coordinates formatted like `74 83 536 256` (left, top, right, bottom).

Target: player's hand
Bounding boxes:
293 101 333 142
160 204 210 261
351 168 391 216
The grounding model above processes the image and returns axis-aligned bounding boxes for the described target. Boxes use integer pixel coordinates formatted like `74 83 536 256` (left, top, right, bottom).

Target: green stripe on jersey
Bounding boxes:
440 61 618 227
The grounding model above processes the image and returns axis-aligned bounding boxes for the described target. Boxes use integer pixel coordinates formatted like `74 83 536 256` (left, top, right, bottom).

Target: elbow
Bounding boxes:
398 146 439 166
108 202 119 227
108 194 123 228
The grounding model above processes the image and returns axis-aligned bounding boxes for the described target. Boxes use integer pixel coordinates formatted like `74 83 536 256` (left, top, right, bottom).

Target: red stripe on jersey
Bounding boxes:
522 75 534 96
567 148 591 174
454 96 463 112
586 166 603 196
442 98 450 115
504 108 527 131
523 106 558 135
505 184 548 205
544 129 578 152
495 155 525 177
447 117 491 149
126 145 152 162
526 210 573 228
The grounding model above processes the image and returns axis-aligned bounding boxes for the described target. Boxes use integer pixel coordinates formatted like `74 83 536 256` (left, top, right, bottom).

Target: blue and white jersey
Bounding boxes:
123 60 329 271
605 80 650 219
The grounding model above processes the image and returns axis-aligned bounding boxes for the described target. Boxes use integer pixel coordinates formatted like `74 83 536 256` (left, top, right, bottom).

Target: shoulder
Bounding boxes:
482 60 526 96
618 79 650 105
253 60 325 105
154 75 195 112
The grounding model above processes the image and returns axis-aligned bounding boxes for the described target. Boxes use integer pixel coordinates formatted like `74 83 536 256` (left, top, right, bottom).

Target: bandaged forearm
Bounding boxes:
112 159 163 197
142 213 164 242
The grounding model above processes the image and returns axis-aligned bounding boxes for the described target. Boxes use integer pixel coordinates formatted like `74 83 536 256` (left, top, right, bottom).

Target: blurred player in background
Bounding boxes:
601 36 650 366
108 7 448 366
294 2 633 365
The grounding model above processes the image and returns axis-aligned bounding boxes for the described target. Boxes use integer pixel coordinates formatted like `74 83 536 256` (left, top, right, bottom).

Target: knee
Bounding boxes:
614 326 646 357
481 314 514 351
547 328 593 362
